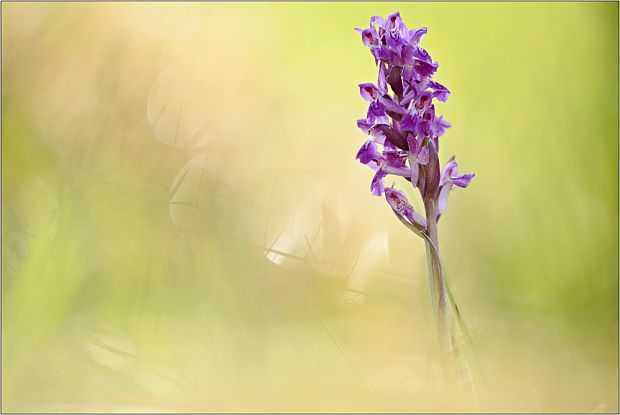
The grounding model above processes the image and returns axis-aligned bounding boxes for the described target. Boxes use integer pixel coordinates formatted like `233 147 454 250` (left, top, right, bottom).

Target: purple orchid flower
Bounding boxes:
354 12 478 390
355 11 473 218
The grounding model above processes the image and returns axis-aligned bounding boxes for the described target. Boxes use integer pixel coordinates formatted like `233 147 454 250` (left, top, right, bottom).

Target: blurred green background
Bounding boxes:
2 2 618 412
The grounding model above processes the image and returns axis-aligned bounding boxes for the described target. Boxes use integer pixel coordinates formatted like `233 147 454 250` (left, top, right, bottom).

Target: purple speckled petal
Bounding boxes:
400 44 416 65
440 157 459 186
413 59 438 79
385 12 403 32
384 187 427 229
356 118 373 134
410 27 427 44
367 101 387 119
429 80 450 102
359 83 379 101
432 115 451 138
423 104 435 121
413 46 432 63
379 96 408 115
356 140 383 165
368 125 387 145
401 114 419 135
450 172 475 188
384 187 413 220
371 169 388 196
384 148 407 169
359 28 379 48
370 15 386 29
414 90 433 112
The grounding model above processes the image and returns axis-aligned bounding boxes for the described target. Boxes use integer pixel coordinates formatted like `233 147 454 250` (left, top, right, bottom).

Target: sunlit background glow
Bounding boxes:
2 2 618 412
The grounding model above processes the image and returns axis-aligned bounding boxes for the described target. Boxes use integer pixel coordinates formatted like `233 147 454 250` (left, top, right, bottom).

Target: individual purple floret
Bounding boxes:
436 157 475 219
384 187 427 230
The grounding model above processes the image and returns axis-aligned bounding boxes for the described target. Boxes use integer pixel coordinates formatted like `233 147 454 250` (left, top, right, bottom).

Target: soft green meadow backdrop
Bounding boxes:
2 2 618 412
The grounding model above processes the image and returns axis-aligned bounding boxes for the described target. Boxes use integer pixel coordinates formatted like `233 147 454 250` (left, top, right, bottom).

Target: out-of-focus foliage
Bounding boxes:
2 2 618 412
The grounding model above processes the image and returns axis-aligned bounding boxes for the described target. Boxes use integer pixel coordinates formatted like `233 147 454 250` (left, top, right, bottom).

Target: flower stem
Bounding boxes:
423 198 453 385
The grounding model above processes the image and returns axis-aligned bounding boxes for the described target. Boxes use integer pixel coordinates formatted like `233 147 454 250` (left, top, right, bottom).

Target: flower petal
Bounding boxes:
359 83 379 101
370 15 386 29
440 157 459 186
400 44 416 65
359 28 379 48
413 59 438 79
370 124 408 151
357 118 372 134
431 115 451 138
400 113 420 135
371 169 387 196
414 91 433 112
413 46 432 63
356 140 382 165
450 172 475 188
368 125 387 145
379 96 408 115
385 187 427 230
385 12 402 31
429 80 450 102
367 101 387 118
384 148 407 169
410 27 427 44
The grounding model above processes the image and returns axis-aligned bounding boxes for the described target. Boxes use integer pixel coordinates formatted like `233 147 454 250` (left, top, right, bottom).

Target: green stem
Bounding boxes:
423 199 453 385
393 201 480 400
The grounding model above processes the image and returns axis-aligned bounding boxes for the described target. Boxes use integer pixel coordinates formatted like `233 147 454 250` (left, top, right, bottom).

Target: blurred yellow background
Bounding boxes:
2 2 618 412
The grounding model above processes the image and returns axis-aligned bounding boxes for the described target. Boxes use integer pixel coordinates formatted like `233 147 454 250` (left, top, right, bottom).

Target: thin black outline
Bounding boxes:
0 2 618 414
